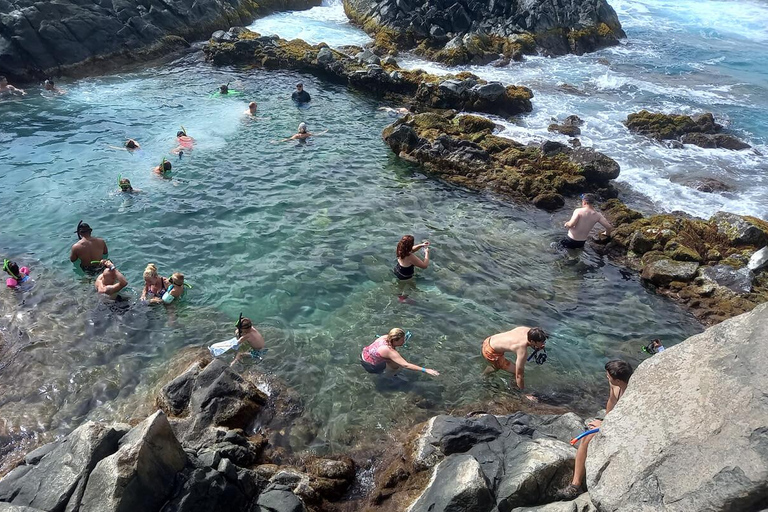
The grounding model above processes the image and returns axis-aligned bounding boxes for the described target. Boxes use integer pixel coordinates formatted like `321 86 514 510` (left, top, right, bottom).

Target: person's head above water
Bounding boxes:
527 327 548 349
220 84 229 94
387 327 406 346
0 76 7 86
158 159 172 172
239 317 253 331
44 79 54 90
3 260 20 279
168 272 184 287
605 359 633 384
143 263 158 280
125 139 139 149
298 122 307 134
581 193 597 207
119 178 133 191
76 221 92 239
296 82 303 91
396 235 415 259
249 102 257 111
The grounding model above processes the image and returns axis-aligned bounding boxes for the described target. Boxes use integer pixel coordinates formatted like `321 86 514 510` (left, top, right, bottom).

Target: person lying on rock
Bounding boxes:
231 316 266 366
482 326 547 401
95 260 128 300
0 76 26 97
291 82 311 103
361 328 439 377
560 193 613 249
559 359 634 499
280 122 327 142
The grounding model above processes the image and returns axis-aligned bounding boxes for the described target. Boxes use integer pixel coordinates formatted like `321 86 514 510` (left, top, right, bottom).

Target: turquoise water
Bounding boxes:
4 0 758 465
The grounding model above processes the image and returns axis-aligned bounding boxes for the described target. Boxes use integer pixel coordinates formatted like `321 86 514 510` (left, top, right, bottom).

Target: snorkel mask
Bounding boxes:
118 175 132 191
160 157 169 172
527 347 548 365
3 259 20 280
180 125 187 137
236 312 244 338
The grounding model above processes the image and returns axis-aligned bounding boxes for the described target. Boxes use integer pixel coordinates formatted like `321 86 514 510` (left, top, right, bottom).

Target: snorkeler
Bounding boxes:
482 326 548 401
361 328 439 376
149 272 185 304
280 122 327 142
172 127 195 155
69 221 108 270
118 177 139 193
291 82 311 103
231 316 266 366
153 158 172 175
245 102 258 115
560 193 613 249
94 260 128 299
0 76 26 97
3 259 31 288
140 263 167 301
43 79 65 94
393 235 430 280
220 83 229 95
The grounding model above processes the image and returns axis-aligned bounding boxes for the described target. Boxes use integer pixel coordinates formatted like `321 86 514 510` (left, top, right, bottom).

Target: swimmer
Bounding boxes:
244 102 258 115
360 328 439 377
393 235 430 281
94 260 128 299
70 221 108 270
231 316 266 366
0 76 26 97
642 338 665 355
280 122 327 141
153 158 172 175
44 79 65 94
150 272 185 304
172 127 195 155
108 138 140 151
118 177 139 193
560 193 613 249
140 263 167 301
3 259 31 288
220 84 229 95
291 82 311 103
378 106 410 116
481 326 548 401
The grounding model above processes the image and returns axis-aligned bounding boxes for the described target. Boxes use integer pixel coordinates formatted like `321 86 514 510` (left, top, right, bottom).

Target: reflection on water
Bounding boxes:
0 54 702 470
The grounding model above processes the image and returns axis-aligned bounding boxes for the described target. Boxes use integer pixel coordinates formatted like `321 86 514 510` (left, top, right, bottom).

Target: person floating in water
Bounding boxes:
140 263 167 301
360 328 439 377
280 122 327 142
220 84 229 95
94 260 128 299
482 326 548 401
560 193 613 249
245 102 258 115
172 127 195 155
153 158 172 175
149 272 185 304
0 76 26 97
559 360 633 499
393 235 430 280
378 106 410 116
43 79 65 94
108 139 140 151
118 177 140 193
70 221 108 271
3 259 31 288
231 316 266 366
291 82 311 103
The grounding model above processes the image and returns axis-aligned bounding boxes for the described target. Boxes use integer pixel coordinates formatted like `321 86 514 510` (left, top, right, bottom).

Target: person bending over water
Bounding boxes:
560 193 613 249
394 235 430 280
150 272 184 304
0 76 26 97
361 328 439 377
140 263 167 301
482 326 548 401
70 222 108 270
231 317 266 366
559 360 633 499
95 260 128 299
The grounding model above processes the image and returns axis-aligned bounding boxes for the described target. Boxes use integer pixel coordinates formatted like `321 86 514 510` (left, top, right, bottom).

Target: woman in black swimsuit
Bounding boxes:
394 235 430 280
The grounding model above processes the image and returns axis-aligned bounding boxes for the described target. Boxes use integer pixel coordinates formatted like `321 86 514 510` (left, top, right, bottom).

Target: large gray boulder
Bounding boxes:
407 454 494 512
79 410 187 512
511 493 596 511
586 303 768 511
0 422 127 511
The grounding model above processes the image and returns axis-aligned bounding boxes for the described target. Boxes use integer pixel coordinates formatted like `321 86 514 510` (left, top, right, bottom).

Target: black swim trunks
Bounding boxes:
559 236 586 249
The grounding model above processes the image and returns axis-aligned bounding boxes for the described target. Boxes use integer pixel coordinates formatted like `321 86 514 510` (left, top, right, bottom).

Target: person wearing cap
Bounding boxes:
291 82 311 103
70 222 109 270
94 260 128 299
560 193 613 249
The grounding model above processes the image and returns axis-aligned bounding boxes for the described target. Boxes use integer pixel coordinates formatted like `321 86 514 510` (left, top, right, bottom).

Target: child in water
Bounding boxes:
231 317 266 365
4 259 31 288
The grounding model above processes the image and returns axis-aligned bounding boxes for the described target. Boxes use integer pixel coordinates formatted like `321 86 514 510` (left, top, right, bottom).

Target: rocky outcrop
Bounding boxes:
203 28 533 119
625 110 751 150
598 200 768 325
0 0 321 82
382 112 620 211
587 303 768 511
548 115 583 137
343 0 625 65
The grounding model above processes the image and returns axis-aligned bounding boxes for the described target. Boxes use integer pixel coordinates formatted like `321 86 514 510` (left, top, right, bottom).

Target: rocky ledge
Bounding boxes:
343 0 626 65
204 28 533 118
0 0 321 82
598 200 768 325
382 111 620 211
625 110 752 150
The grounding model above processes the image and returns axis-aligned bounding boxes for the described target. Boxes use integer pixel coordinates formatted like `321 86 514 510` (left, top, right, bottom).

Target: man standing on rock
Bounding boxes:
560 193 613 249
482 326 548 401
559 359 634 499
291 82 311 104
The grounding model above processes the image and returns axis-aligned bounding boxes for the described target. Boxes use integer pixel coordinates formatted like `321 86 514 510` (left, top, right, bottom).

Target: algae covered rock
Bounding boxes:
640 258 699 285
625 110 750 150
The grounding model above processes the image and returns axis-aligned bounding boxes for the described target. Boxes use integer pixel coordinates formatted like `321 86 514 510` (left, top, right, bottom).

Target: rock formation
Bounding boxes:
382 111 620 211
0 0 321 82
625 111 751 150
343 0 626 65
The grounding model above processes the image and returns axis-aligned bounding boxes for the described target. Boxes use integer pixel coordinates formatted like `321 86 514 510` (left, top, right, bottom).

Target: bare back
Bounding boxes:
567 207 610 241
488 327 529 360
71 237 108 267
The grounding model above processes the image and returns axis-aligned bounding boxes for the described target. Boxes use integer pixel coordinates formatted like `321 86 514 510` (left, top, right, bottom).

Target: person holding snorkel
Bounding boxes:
69 221 108 271
231 316 266 366
360 328 439 377
481 326 547 401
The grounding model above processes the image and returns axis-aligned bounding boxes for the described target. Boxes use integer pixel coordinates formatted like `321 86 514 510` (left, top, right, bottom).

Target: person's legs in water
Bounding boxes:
361 358 386 374
559 236 586 250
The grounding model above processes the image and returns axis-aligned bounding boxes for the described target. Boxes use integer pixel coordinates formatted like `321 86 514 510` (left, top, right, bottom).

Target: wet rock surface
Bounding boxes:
342 0 625 65
625 110 751 150
381 112 619 211
0 0 322 82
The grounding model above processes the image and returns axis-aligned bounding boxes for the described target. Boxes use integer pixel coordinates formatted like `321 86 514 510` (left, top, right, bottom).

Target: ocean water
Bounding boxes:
4 0 762 468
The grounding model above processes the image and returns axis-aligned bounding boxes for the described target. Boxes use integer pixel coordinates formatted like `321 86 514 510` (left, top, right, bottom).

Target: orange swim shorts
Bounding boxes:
482 337 510 371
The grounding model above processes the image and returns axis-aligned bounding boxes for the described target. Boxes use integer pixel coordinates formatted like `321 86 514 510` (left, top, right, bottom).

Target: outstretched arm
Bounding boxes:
384 348 439 376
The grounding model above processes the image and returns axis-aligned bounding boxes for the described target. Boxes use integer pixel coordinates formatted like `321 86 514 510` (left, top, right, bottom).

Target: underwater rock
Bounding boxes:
342 0 625 65
625 110 750 150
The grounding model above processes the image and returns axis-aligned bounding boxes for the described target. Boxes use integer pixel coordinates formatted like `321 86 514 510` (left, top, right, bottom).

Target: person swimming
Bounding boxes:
108 139 140 151
280 122 327 142
360 328 440 377
153 158 172 175
3 259 31 288
172 127 195 155
0 76 26 97
43 79 65 94
245 102 257 115
393 235 430 280
118 176 140 193
291 82 311 103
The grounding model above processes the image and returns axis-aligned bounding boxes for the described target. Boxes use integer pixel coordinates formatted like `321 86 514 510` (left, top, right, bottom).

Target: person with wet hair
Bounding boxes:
70 222 108 271
0 75 26 97
560 193 613 249
481 326 548 400
281 122 327 142
245 102 258 115
361 328 439 376
231 317 266 366
291 82 311 103
393 235 430 280
559 360 634 499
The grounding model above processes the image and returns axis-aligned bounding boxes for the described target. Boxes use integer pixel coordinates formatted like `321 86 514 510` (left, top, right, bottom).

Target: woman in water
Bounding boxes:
150 272 185 304
361 328 439 376
281 122 327 142
394 235 430 280
172 128 195 155
140 263 167 301
0 76 25 97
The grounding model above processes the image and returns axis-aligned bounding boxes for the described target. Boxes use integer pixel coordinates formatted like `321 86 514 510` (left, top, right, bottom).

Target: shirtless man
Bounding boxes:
231 317 266 365
0 76 26 97
244 102 258 115
559 360 633 498
94 260 128 299
70 222 108 270
560 193 613 249
482 326 548 400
